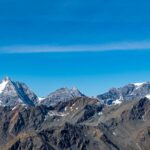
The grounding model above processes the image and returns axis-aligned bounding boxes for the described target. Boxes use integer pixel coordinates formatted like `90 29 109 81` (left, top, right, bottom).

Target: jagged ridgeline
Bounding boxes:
0 77 150 150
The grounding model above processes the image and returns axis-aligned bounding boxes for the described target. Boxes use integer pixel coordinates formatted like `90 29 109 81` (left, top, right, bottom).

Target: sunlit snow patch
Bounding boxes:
112 99 122 105
0 80 8 94
48 111 67 117
98 112 103 116
146 94 150 99
38 97 45 102
133 82 146 89
133 82 145 86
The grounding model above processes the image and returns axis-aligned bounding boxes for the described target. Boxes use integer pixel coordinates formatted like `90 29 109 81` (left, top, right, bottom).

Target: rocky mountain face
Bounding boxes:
0 77 85 107
0 77 38 107
0 96 150 150
41 87 85 106
97 82 150 105
0 77 150 150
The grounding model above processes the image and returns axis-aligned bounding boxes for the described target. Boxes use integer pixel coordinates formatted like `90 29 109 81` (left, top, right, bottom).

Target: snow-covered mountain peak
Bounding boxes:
0 77 39 107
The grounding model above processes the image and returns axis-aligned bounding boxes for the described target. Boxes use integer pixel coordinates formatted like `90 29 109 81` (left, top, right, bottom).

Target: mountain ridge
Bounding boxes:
1 76 150 107
97 81 150 105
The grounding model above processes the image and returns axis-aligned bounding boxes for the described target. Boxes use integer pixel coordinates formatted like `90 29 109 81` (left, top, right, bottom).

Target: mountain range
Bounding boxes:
97 82 150 105
1 77 150 108
0 77 84 107
0 77 150 150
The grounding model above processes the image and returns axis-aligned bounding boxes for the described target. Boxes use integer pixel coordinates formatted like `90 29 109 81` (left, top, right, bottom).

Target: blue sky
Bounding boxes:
0 51 150 97
0 0 150 96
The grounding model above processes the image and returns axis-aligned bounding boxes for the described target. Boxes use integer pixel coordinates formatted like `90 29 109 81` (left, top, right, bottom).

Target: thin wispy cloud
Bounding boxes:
1 40 150 53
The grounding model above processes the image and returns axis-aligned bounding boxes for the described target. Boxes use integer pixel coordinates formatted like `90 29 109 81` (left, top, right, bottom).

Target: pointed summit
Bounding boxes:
41 87 85 106
3 76 11 82
71 86 78 91
0 77 38 107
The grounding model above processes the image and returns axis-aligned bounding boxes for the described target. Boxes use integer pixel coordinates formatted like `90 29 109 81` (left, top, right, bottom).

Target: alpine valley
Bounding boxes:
0 77 150 150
